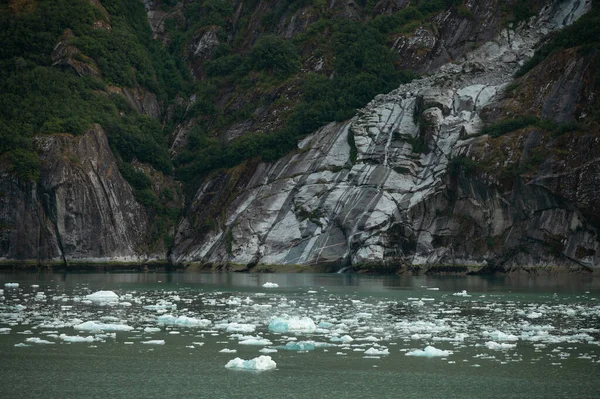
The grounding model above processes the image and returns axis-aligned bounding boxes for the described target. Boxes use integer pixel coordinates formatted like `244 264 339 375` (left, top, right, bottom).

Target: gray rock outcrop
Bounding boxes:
171 0 598 271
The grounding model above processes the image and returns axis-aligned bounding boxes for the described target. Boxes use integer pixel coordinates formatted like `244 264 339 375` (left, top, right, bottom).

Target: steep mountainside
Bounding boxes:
0 0 598 271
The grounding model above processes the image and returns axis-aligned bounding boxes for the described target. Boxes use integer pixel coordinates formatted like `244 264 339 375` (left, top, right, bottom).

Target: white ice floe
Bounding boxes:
0 328 11 334
144 327 161 333
219 348 237 353
406 346 452 357
259 348 278 354
268 316 316 333
453 290 471 297
485 341 517 350
330 335 354 343
278 341 316 351
25 337 54 345
262 282 279 288
225 355 276 371
482 330 518 341
239 338 273 346
74 321 134 332
4 283 19 288
85 291 119 302
364 347 390 356
225 323 256 333
142 340 165 345
157 315 211 328
59 334 96 343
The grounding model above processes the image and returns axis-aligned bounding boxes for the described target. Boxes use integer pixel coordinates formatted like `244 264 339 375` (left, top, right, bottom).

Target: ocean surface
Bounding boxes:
1 271 599 398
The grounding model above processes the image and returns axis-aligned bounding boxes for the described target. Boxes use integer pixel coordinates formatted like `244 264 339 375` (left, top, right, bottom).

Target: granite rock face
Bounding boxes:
0 125 152 264
172 0 598 271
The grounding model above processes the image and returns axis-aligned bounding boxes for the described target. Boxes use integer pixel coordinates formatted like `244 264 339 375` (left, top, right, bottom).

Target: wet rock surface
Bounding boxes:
172 0 598 271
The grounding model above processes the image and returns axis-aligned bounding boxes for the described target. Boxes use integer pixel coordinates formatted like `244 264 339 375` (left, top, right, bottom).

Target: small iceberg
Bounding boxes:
405 346 451 357
453 290 471 297
277 341 315 351
268 316 316 333
219 348 237 353
85 291 119 302
157 315 211 328
225 355 276 371
4 283 19 288
485 341 516 350
142 340 165 345
74 321 134 332
262 282 279 288
364 347 390 356
239 338 273 346
25 337 54 345
59 334 96 343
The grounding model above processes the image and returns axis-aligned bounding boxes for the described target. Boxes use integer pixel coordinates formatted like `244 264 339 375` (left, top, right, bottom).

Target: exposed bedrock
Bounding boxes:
172 0 598 271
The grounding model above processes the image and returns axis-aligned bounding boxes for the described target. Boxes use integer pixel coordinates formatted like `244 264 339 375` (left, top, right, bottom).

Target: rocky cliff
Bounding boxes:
1 0 598 272
0 125 154 264
171 0 599 272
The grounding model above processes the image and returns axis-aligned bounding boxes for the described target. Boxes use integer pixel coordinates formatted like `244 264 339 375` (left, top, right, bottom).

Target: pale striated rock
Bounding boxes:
172 0 598 271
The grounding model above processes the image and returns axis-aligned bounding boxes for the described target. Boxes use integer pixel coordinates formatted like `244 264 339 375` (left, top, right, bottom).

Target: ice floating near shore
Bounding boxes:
278 341 316 351
485 341 517 350
4 283 19 288
157 315 211 328
225 355 276 371
330 335 354 343
483 330 518 341
262 282 279 288
239 338 272 346
142 340 165 345
453 290 471 297
268 316 316 333
74 321 134 332
85 291 119 302
364 347 390 356
225 323 256 333
406 346 452 357
25 337 54 345
59 334 96 343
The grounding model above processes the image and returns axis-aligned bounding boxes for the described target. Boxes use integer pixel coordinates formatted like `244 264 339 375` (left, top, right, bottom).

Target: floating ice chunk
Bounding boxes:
85 291 119 302
426 287 439 291
14 343 30 347
4 283 19 288
485 341 516 350
31 285 39 288
157 315 211 328
0 328 11 334
483 330 518 341
259 348 278 354
356 336 380 342
364 347 389 356
142 340 165 345
144 327 161 333
59 334 95 343
330 335 354 343
526 312 543 319
226 323 256 333
262 282 279 288
144 300 177 312
453 290 471 297
406 346 452 357
220 348 237 353
25 337 54 345
268 316 316 333
74 321 134 332
278 341 315 351
225 355 276 371
239 338 273 346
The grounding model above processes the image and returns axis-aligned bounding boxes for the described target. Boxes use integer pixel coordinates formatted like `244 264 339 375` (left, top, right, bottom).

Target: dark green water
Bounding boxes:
1 272 599 398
